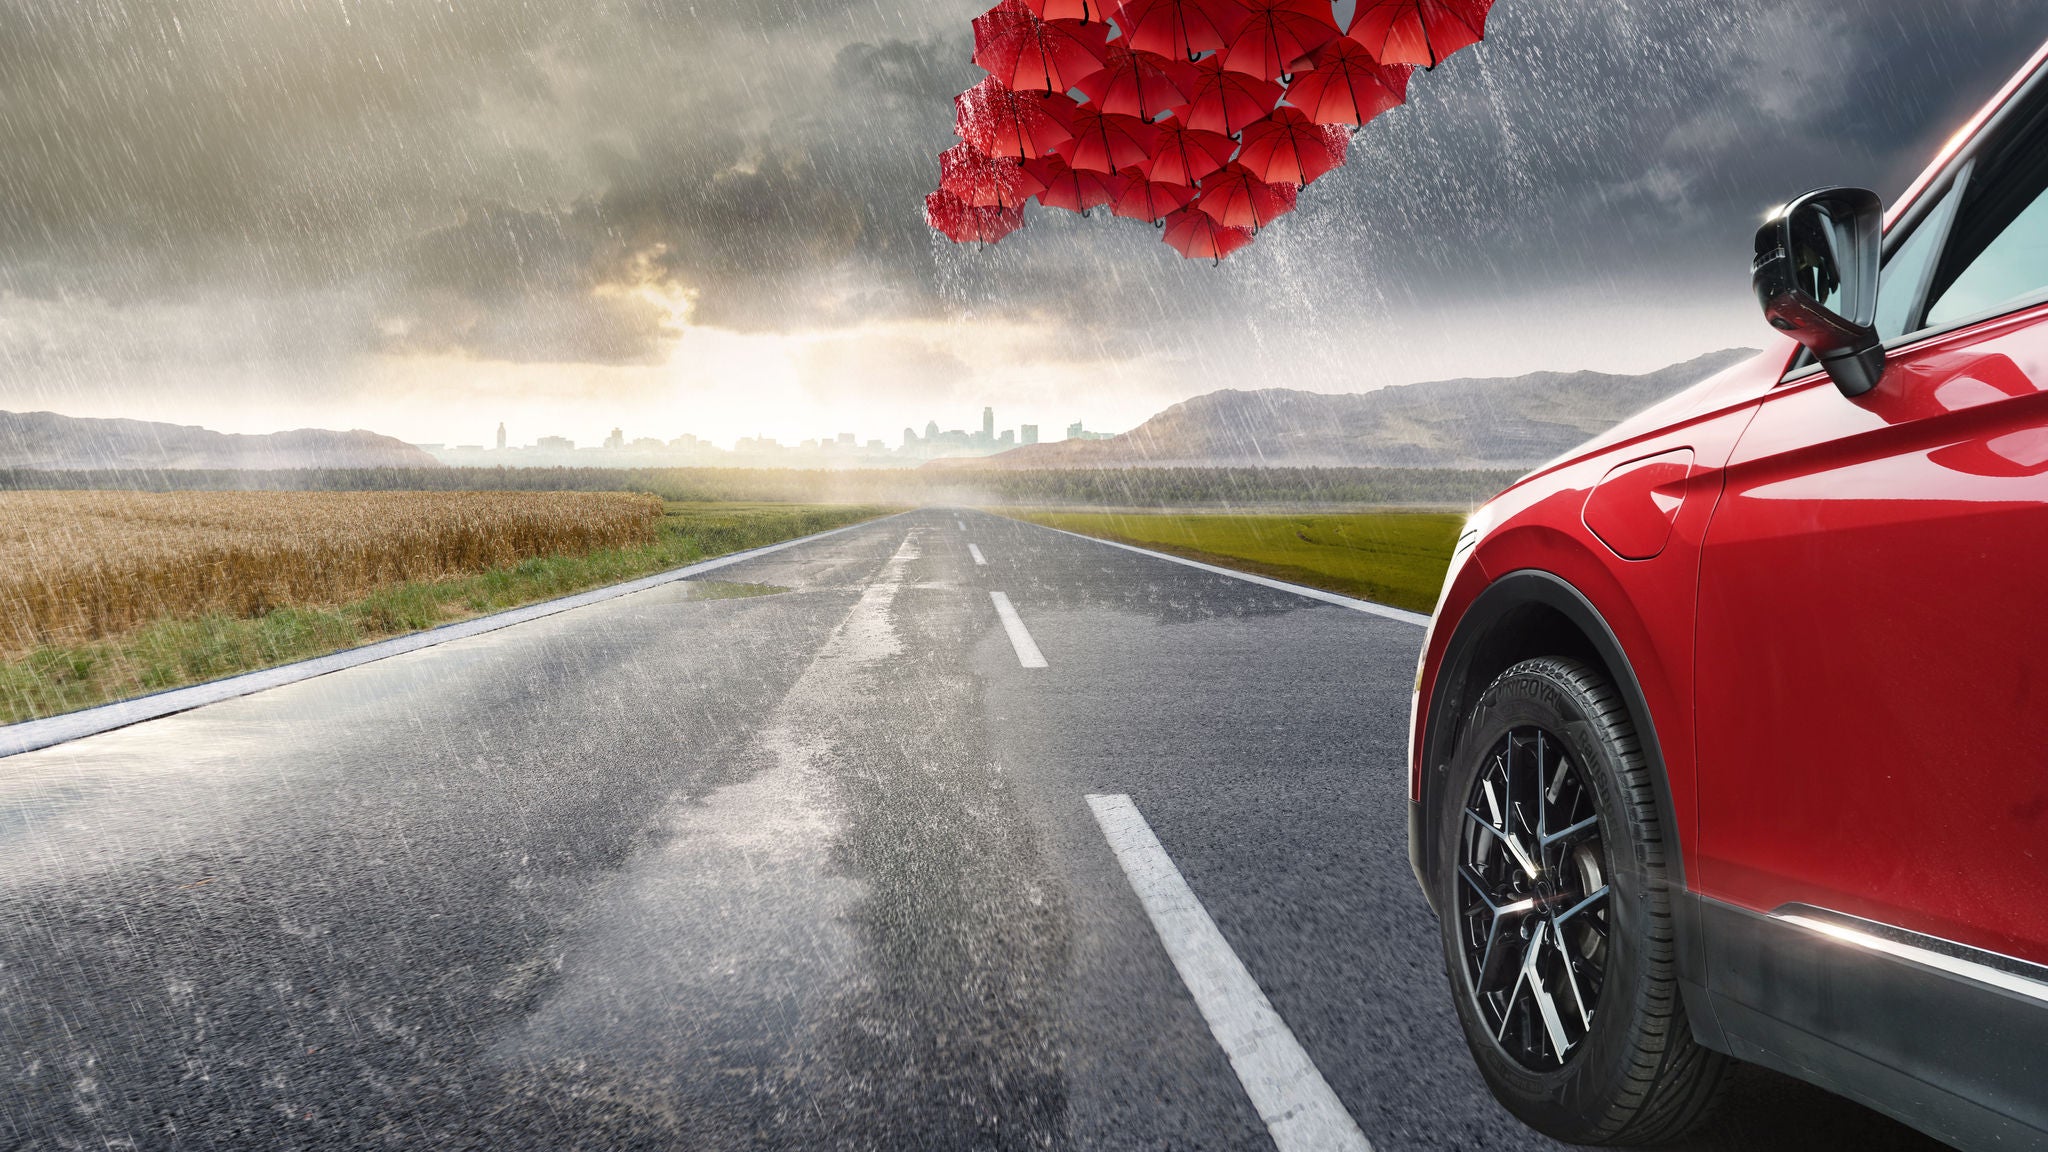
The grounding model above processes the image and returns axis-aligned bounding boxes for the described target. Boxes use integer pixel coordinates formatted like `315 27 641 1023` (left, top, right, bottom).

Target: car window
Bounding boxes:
1924 95 2048 329
1874 181 1961 341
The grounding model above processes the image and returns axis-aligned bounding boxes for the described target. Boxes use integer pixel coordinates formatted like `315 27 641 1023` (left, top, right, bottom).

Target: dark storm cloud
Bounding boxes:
0 0 2042 371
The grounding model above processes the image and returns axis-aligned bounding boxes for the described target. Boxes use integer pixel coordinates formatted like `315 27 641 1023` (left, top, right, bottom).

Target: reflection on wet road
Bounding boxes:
0 511 1943 1150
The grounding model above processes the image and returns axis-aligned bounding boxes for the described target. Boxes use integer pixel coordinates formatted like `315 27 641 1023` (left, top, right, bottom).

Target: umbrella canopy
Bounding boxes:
954 77 1078 160
1055 105 1161 173
939 143 1048 208
1346 0 1493 69
927 0 1503 253
1283 36 1411 126
1022 0 1110 20
1109 167 1196 222
1220 0 1340 81
1023 154 1122 212
973 0 1111 93
1174 56 1284 136
925 191 1028 244
1162 206 1256 260
1235 106 1348 185
1194 161 1298 229
1109 0 1250 61
1145 118 1238 185
1073 44 1196 119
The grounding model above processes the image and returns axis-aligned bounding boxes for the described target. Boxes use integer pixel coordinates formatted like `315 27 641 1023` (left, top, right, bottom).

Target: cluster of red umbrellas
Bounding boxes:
926 0 1496 260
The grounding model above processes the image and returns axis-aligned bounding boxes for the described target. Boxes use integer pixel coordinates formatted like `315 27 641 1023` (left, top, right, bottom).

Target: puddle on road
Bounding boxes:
488 535 923 1135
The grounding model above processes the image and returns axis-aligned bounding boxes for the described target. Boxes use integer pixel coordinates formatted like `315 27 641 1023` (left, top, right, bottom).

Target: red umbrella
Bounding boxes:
973 1 1111 93
925 190 1028 244
954 77 1078 160
1055 106 1161 174
1022 0 1110 20
1109 167 1196 222
1220 0 1340 81
1283 36 1412 126
1235 106 1348 185
1024 154 1121 212
939 143 1048 208
1174 56 1283 136
1162 206 1256 260
1194 161 1297 229
1346 0 1494 69
1109 0 1250 61
1145 119 1239 185
1073 44 1196 119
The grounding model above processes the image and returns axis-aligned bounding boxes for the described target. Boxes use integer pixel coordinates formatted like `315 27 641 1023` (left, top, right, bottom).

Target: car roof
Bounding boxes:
1890 38 2048 227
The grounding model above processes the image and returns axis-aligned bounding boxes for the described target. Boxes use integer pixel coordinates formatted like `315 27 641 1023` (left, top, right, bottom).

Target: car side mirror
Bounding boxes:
1752 187 1887 397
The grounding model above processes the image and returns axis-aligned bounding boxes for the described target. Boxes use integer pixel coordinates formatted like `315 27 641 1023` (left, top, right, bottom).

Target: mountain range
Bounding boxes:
0 411 442 471
951 349 1758 470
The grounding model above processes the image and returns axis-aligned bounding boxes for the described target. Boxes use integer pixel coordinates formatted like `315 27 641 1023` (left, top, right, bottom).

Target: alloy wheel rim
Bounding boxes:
1455 725 1612 1069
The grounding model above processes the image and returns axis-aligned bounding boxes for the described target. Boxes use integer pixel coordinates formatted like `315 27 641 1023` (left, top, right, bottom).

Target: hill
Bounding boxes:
0 411 442 471
950 349 1757 470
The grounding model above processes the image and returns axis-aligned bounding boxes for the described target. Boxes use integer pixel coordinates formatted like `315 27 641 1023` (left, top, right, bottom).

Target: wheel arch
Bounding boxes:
1417 570 1700 994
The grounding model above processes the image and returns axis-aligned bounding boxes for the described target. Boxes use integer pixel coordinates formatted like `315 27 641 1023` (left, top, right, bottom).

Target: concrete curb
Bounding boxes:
0 512 906 760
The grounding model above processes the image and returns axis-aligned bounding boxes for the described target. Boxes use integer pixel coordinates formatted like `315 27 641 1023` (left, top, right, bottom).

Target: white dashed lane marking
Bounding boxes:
1087 794 1375 1152
988 591 1047 668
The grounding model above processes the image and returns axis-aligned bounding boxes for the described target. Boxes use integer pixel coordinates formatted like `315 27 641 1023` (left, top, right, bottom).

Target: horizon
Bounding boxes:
3 344 1760 454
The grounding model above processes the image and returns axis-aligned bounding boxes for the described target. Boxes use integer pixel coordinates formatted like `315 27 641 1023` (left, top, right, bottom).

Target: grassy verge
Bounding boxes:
0 502 891 726
1005 508 1463 614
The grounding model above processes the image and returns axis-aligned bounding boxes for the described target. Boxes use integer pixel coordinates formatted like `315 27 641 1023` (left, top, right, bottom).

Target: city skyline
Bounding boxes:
415 405 1109 468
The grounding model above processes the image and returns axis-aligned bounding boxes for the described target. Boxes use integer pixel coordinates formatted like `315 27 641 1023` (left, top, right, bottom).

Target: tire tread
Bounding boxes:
1457 657 1730 1146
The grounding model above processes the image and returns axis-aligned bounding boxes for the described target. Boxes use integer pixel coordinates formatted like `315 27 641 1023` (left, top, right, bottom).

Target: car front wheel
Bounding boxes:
1434 656 1727 1145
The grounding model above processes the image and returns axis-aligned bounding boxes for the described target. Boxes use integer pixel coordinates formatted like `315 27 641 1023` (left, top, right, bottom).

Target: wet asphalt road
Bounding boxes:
0 510 1946 1151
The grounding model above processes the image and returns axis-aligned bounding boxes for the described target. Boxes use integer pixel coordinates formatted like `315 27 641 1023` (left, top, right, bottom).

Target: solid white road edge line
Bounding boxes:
1014 521 1428 627
0 512 911 761
988 591 1048 668
1086 794 1375 1152
969 543 988 566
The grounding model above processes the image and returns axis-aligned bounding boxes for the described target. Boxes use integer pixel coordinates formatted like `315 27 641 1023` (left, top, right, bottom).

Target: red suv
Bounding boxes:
1408 41 2048 1151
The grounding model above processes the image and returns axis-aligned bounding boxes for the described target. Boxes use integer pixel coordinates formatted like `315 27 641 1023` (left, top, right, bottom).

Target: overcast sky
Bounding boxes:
0 0 2043 446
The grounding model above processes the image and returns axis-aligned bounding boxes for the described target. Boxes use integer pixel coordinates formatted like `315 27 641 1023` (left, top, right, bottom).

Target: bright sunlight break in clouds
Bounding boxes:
1 0 2043 446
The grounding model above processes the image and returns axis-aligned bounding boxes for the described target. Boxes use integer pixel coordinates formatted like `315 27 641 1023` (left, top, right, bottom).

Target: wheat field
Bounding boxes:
0 490 664 655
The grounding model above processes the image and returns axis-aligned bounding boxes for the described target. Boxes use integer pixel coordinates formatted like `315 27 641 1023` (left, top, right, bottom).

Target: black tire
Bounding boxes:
1433 657 1728 1146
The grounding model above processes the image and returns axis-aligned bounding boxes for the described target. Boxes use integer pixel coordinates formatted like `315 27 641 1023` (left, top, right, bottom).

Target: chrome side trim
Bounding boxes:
1772 904 2048 1007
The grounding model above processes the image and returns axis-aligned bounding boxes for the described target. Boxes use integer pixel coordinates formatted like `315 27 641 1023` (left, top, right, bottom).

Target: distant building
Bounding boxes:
536 435 574 450
1067 421 1116 441
456 445 483 451
603 428 625 450
411 443 445 452
924 419 941 441
982 407 995 441
1021 424 1039 445
495 422 507 450
999 430 1015 446
669 433 701 448
867 439 886 451
837 432 855 447
903 427 920 447
630 437 664 449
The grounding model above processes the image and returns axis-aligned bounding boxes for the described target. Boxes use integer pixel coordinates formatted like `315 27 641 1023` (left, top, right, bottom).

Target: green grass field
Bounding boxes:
0 501 890 726
1007 509 1465 614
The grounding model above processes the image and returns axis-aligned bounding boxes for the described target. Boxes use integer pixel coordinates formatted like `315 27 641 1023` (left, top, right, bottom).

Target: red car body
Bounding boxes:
1409 41 2048 1151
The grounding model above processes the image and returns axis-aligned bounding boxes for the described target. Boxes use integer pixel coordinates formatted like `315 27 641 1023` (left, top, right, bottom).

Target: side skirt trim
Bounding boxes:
1700 895 2048 1148
1772 904 2048 1008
